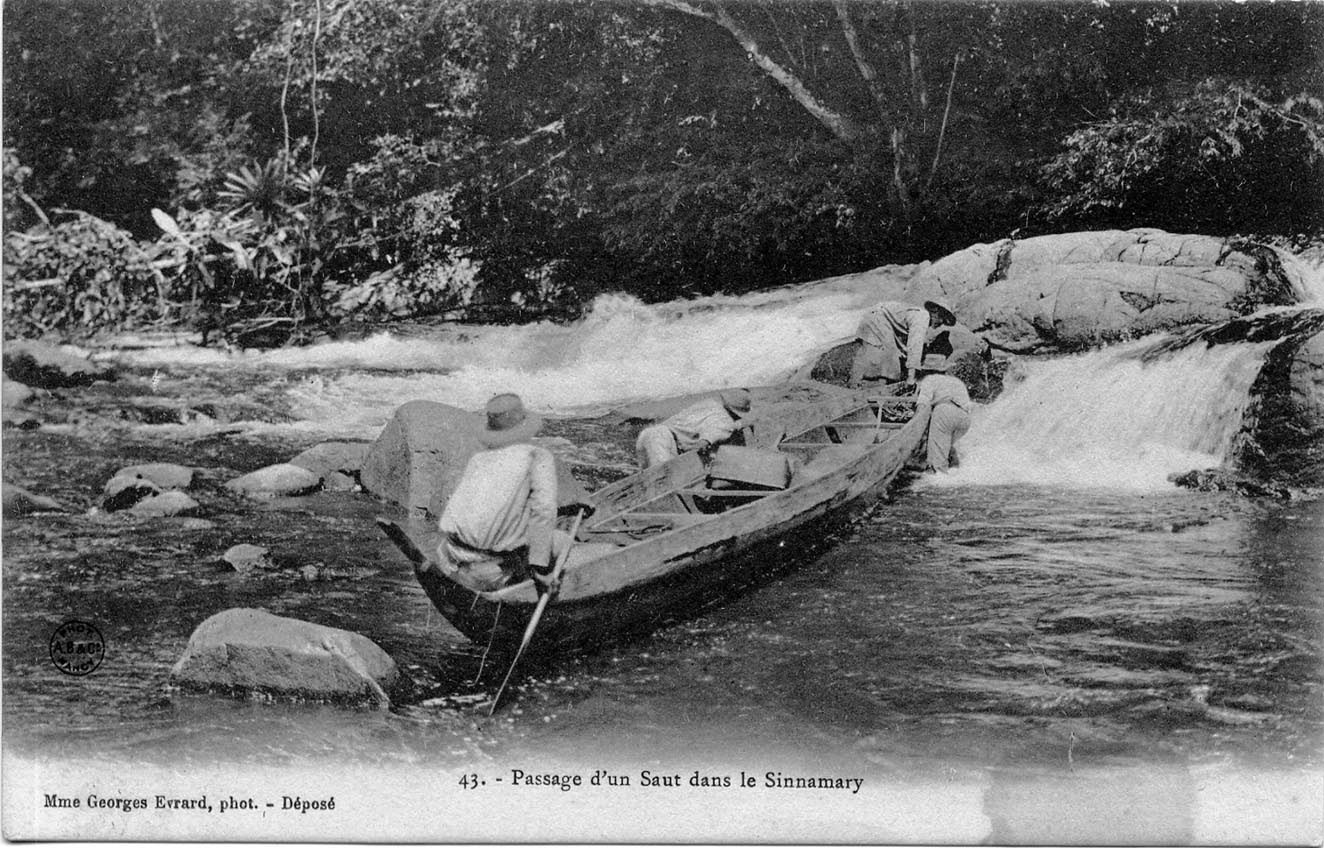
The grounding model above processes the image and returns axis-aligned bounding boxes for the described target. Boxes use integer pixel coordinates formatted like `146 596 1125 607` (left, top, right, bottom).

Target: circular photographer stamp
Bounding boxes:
49 620 105 676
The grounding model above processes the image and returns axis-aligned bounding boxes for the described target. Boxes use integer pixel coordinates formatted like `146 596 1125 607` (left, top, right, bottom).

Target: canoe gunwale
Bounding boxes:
389 399 931 651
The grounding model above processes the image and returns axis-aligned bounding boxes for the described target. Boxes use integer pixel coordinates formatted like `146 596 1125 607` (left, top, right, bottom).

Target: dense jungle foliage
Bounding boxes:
4 0 1323 344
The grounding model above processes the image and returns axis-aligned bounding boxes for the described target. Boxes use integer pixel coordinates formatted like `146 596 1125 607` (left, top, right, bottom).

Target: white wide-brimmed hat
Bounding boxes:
924 299 957 326
478 393 543 448
719 388 752 417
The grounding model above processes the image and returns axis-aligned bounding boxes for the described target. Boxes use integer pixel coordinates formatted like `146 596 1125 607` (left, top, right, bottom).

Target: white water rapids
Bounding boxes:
107 258 1313 491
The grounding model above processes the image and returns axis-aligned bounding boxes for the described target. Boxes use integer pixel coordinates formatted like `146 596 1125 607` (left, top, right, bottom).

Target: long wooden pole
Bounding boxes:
487 508 585 716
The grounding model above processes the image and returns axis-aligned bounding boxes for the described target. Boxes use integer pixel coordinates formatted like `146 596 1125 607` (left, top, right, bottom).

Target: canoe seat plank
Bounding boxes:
682 488 777 497
615 512 710 524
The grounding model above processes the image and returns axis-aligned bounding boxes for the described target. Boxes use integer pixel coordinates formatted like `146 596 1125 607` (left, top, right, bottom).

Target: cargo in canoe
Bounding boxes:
378 391 930 654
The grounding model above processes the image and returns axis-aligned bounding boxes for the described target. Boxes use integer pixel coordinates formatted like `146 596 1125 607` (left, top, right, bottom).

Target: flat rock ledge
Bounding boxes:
170 608 397 707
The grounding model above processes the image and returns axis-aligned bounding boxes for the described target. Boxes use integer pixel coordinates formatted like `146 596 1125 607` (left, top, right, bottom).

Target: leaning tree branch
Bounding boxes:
833 0 896 128
646 0 861 143
926 51 960 191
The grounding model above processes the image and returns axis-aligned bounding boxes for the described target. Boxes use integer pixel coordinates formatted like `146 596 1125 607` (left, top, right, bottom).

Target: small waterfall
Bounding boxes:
947 339 1277 490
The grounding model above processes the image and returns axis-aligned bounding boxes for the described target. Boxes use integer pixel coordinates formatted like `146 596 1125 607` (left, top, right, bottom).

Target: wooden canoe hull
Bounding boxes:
386 401 930 655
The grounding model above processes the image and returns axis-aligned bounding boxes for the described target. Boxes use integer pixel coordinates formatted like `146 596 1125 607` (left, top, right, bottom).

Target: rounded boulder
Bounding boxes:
225 464 322 498
170 608 397 706
903 229 1309 353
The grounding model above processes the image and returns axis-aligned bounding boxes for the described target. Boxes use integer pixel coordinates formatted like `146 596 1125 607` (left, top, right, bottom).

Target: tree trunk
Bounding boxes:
833 0 895 127
648 0 861 143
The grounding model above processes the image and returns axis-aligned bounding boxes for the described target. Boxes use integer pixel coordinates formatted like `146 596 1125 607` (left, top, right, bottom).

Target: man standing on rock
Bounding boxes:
635 388 752 469
849 299 957 389
436 393 570 595
914 354 972 473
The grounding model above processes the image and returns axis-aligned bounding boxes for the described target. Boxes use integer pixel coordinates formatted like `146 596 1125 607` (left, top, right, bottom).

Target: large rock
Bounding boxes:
1149 308 1324 487
1241 315 1324 486
2 340 115 388
362 400 588 520
225 463 322 498
170 608 397 706
1288 329 1324 420
290 441 367 490
361 401 484 519
902 230 1308 353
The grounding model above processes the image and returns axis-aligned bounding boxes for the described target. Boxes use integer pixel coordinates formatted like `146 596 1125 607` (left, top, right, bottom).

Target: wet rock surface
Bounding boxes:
360 400 481 519
221 543 273 573
225 463 322 498
102 473 162 511
2 340 116 388
903 230 1309 353
130 490 201 517
115 462 195 490
2 481 67 515
289 441 368 480
170 607 397 706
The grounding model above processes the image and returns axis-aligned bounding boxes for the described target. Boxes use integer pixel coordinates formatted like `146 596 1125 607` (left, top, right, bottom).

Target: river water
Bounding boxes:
3 269 1321 841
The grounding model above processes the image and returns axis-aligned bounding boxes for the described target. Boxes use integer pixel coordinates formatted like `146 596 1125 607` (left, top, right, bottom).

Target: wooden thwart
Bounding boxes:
376 391 931 685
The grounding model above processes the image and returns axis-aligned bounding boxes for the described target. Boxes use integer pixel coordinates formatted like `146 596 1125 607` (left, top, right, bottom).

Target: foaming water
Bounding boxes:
934 339 1276 490
111 271 914 430
1301 259 1324 306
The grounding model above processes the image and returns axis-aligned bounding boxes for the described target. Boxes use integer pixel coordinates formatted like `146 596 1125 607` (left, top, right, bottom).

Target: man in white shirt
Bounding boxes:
914 354 972 473
635 388 752 469
438 393 571 594
849 299 956 389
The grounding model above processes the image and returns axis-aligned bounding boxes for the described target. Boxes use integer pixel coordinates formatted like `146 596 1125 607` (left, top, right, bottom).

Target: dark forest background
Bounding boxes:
4 0 1323 344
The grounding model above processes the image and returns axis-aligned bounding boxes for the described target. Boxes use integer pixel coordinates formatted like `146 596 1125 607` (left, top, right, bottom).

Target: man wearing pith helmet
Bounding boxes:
437 393 571 595
849 299 957 389
635 387 752 469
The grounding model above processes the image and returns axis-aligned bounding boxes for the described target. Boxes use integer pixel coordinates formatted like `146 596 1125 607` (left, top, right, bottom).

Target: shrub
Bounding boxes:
3 210 163 339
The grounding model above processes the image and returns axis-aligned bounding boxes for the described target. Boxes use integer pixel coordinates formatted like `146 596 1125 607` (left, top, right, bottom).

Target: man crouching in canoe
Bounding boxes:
437 393 575 596
635 388 752 469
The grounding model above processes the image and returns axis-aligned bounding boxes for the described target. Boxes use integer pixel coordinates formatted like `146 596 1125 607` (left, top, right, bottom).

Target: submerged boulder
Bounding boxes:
130 490 201 517
3 379 33 408
102 474 162 512
170 608 397 706
221 543 273 573
1167 468 1291 499
225 463 322 498
2 482 67 515
903 230 1309 353
2 340 115 388
3 379 39 428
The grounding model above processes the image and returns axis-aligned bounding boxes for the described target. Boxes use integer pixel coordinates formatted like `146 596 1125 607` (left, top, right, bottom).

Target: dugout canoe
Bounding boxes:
378 392 930 654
